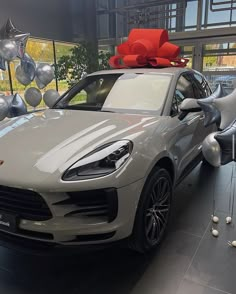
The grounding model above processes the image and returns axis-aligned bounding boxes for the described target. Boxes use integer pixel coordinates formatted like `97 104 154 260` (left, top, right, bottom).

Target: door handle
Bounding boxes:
185 115 201 126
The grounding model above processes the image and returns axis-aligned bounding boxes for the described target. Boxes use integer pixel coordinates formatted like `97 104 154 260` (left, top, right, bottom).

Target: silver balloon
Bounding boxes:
0 19 30 59
0 98 9 121
15 65 31 86
35 63 54 87
0 40 18 61
202 132 221 167
7 93 27 117
43 89 60 108
35 76 46 89
21 53 36 81
24 87 42 108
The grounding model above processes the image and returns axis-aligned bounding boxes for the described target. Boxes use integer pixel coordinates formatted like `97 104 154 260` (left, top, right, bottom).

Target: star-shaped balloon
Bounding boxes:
0 18 30 60
213 88 236 130
198 101 221 128
197 84 223 128
200 83 224 104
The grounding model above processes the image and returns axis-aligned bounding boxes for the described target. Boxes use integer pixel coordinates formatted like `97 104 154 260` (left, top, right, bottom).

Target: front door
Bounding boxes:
168 72 214 176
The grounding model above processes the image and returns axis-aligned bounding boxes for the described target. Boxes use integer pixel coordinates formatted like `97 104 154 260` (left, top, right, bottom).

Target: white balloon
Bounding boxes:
226 216 232 224
24 87 42 108
212 229 219 237
0 98 9 121
43 89 60 108
212 215 219 223
231 241 236 247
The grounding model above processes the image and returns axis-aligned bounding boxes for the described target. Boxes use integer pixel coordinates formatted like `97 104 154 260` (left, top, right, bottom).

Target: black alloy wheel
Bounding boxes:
129 167 172 253
145 175 171 246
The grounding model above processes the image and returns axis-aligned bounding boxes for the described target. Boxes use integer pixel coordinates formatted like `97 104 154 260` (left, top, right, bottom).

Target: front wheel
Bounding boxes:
129 167 173 253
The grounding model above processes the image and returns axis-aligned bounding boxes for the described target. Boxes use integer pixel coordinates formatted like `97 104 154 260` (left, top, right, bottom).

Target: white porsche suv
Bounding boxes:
0 67 213 252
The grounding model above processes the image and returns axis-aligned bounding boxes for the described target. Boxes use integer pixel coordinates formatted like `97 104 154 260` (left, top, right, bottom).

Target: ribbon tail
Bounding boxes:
123 55 147 67
148 57 172 67
109 56 126 69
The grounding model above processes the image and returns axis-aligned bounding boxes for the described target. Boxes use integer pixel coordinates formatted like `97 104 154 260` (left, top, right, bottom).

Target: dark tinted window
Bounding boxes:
176 74 196 99
171 73 196 116
192 72 211 98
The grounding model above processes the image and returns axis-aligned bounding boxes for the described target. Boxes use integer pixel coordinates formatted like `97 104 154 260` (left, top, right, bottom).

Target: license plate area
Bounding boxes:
0 211 18 233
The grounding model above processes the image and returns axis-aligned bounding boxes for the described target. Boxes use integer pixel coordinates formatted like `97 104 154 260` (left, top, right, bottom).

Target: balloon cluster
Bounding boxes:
0 19 60 120
197 84 236 245
200 86 236 167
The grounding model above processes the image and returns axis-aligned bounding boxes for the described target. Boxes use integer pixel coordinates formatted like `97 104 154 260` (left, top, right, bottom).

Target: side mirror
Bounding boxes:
178 98 202 121
180 98 201 112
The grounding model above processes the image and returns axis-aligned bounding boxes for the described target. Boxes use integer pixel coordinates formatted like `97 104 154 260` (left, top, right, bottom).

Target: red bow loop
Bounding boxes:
109 29 188 69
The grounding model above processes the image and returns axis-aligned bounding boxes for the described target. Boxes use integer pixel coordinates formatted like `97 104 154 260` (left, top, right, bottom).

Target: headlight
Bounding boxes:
62 140 133 181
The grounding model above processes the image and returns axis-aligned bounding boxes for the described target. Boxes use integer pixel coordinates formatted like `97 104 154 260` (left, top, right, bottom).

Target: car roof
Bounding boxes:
89 67 191 76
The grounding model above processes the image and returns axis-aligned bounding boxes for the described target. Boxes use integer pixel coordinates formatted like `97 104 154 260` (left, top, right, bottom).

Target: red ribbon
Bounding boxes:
109 29 189 69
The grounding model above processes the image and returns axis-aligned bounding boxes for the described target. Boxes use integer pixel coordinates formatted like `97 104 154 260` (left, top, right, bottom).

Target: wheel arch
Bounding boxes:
145 155 176 185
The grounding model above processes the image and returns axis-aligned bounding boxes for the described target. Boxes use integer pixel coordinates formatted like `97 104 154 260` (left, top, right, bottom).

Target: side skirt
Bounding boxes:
175 152 203 187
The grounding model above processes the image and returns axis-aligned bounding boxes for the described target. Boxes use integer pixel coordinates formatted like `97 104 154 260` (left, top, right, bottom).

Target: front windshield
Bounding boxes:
55 73 172 114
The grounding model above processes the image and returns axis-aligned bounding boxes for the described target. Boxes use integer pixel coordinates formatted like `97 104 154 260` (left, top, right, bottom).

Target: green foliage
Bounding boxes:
204 56 218 67
55 43 112 87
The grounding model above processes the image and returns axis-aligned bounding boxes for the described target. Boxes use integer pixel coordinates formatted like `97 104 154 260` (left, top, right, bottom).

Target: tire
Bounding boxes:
129 167 173 253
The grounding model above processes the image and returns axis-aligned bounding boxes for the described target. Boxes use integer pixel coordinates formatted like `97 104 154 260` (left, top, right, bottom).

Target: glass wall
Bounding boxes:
202 0 236 29
97 0 236 41
97 0 199 40
203 41 236 94
180 46 193 68
54 42 75 94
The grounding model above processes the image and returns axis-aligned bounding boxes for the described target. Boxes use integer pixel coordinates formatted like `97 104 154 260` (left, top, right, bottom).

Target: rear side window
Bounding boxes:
192 73 211 98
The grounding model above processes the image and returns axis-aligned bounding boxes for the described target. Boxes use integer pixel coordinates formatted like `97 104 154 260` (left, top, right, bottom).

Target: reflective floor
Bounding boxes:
0 162 235 294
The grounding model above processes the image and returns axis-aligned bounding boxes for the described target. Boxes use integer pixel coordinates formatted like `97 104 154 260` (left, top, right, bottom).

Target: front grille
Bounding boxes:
0 185 52 221
53 188 118 222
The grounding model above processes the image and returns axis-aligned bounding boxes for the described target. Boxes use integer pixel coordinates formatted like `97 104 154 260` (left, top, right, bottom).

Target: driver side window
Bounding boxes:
171 73 196 116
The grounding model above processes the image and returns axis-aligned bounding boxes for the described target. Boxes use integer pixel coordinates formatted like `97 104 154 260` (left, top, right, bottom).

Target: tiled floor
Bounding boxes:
0 162 236 294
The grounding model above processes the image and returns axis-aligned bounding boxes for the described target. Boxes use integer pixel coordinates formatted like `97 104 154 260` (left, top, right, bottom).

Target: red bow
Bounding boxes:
109 29 189 69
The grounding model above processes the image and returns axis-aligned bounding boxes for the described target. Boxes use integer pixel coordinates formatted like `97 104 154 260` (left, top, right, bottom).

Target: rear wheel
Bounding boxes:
129 167 172 253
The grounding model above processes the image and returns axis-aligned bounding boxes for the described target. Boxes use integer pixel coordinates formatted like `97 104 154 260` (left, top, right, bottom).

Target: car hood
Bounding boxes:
0 109 163 188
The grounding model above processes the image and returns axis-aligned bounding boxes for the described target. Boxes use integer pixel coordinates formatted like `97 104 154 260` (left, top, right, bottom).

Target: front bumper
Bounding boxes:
0 179 144 247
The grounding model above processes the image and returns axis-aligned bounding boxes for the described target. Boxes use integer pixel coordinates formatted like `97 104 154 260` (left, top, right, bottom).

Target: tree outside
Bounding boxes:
55 43 112 87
